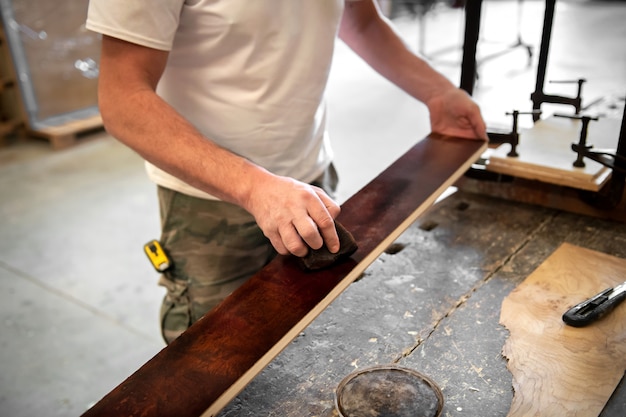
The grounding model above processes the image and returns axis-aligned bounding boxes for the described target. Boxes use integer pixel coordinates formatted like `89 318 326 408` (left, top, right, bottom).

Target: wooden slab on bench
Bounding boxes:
500 243 626 417
486 116 621 191
81 134 487 417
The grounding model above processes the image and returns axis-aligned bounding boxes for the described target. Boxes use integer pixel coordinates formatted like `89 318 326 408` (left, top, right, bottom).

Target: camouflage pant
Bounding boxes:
157 164 338 344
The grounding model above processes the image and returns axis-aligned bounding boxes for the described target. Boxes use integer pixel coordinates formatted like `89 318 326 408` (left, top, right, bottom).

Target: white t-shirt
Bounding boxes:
87 0 344 199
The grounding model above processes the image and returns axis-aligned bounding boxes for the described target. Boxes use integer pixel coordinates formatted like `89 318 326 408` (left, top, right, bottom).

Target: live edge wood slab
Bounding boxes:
81 134 487 417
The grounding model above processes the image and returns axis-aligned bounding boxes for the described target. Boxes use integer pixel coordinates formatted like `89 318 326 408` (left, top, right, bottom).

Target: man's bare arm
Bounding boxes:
339 1 487 140
98 36 340 255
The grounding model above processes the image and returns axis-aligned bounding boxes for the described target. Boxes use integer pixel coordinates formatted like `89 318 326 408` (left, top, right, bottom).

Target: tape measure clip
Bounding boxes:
143 240 171 272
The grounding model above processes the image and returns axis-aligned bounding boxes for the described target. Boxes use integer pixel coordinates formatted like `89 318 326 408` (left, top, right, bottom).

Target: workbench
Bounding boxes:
214 190 626 416
79 2 624 414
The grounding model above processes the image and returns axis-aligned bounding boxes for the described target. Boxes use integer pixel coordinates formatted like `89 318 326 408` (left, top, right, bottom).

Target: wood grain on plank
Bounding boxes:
81 134 487 417
500 243 626 417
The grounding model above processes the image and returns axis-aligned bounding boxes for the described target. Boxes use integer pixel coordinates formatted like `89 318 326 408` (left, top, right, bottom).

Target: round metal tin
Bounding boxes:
335 365 444 417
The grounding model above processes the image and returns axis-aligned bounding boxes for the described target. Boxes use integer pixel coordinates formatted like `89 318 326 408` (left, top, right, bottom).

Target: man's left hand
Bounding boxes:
427 88 488 141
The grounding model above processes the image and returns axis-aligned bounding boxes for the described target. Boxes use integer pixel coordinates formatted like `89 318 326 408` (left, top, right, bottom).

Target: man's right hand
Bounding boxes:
97 36 339 257
243 174 341 258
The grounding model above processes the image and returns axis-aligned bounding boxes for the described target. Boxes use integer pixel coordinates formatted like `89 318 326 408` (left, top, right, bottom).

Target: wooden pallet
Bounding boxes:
0 119 23 147
81 134 487 417
0 26 25 143
28 114 104 149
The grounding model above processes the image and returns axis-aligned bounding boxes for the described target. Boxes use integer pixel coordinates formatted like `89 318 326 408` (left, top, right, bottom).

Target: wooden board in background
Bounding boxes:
487 116 621 191
455 175 626 224
500 243 626 417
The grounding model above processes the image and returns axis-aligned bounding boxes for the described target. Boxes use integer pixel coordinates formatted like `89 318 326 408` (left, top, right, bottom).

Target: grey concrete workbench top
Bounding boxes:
217 190 626 417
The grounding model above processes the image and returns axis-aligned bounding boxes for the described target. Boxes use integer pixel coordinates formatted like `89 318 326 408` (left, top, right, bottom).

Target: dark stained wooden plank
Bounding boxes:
81 134 487 417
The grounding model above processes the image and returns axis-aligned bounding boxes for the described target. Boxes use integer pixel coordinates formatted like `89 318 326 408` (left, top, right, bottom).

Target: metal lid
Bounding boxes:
335 365 444 417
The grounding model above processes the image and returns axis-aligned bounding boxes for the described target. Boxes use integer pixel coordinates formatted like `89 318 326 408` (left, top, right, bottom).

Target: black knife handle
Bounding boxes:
563 288 626 327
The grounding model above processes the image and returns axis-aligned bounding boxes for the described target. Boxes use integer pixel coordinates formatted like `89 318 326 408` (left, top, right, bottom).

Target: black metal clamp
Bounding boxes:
554 113 626 175
487 110 542 157
571 146 626 175
531 78 586 121
528 0 587 121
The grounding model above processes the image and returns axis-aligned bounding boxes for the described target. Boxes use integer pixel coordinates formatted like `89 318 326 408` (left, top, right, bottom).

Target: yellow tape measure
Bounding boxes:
143 240 171 272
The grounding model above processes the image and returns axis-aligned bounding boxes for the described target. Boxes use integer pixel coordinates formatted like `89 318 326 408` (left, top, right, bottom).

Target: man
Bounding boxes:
87 0 487 343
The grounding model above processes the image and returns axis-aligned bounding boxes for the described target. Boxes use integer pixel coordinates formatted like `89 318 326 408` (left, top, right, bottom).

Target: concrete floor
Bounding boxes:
0 1 624 416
